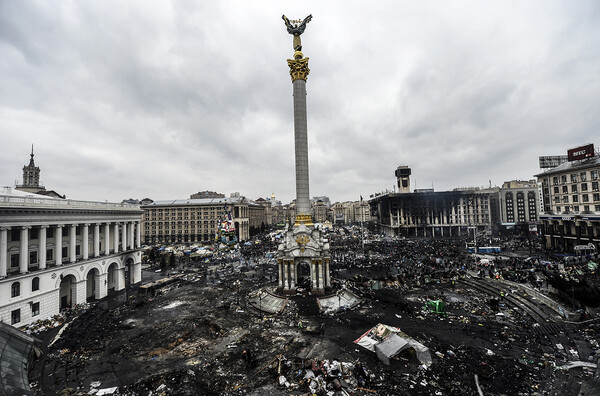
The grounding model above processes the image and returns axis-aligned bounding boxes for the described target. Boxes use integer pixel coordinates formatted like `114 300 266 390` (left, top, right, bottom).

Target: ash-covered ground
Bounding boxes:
29 232 600 395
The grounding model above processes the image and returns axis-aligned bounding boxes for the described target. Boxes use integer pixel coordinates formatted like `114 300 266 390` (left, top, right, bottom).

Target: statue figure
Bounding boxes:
282 14 312 51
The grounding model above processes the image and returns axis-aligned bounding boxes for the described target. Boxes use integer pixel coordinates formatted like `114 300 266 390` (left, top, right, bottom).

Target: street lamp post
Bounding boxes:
234 280 241 306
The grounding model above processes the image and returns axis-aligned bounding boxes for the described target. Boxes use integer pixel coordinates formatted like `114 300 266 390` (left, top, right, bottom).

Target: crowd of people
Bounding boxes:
144 225 600 312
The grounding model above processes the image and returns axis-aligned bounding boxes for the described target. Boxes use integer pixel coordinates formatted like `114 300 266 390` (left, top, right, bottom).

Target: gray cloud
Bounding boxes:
1 1 599 203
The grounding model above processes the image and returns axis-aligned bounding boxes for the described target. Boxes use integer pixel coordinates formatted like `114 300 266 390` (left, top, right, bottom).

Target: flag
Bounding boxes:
360 195 363 201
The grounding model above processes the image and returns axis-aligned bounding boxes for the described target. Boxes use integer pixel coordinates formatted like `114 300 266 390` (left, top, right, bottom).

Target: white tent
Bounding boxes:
354 323 432 366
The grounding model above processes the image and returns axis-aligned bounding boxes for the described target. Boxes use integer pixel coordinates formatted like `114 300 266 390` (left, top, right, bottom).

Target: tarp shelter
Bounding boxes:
354 323 432 366
424 300 446 314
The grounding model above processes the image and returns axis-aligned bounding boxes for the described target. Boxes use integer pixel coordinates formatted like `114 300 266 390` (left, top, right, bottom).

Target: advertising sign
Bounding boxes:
567 144 595 161
538 155 568 169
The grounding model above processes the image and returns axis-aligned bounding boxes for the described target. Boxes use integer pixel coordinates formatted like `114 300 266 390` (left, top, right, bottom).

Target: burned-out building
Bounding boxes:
370 167 500 237
370 188 499 238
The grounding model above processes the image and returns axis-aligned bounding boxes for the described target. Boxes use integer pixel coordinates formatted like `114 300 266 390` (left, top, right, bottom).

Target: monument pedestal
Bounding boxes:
277 220 330 295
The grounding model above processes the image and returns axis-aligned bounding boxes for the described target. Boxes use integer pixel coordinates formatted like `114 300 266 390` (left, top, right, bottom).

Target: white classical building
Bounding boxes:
0 187 143 327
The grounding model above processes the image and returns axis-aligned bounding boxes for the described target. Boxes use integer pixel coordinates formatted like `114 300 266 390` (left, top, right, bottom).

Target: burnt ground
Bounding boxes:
28 266 600 396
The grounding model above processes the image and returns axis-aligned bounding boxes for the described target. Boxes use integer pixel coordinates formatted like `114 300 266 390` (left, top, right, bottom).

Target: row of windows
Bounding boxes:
555 205 600 213
552 170 599 185
553 193 600 203
10 302 40 325
10 277 40 298
553 182 600 194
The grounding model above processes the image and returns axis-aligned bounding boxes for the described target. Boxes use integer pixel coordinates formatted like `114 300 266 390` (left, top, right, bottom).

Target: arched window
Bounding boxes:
32 277 40 292
11 282 20 298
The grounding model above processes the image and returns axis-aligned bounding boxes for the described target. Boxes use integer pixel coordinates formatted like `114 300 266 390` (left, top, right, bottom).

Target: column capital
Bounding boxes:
0 227 11 231
21 226 32 230
83 223 91 227
287 56 310 82
56 224 65 228
39 225 49 229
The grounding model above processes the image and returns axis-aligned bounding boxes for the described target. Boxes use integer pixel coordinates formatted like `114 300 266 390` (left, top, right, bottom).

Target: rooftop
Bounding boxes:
536 156 600 177
0 186 140 210
144 197 248 207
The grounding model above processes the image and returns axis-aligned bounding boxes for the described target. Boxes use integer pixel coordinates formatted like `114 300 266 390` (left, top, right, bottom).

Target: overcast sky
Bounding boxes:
1 1 599 204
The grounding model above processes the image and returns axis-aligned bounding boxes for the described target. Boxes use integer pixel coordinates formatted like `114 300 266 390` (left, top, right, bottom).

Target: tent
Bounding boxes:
354 323 432 366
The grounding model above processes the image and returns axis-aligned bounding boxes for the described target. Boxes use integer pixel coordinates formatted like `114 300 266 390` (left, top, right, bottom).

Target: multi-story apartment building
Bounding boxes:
536 144 600 252
332 201 371 225
254 197 273 227
141 195 250 244
498 180 539 225
248 201 267 236
0 187 143 327
312 199 330 223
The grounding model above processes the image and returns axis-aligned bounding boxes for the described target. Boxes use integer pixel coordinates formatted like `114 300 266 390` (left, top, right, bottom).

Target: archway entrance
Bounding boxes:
59 274 77 309
107 263 119 292
86 268 99 301
296 261 312 290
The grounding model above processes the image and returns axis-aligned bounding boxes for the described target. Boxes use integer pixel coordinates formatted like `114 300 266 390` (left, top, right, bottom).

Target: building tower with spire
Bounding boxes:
277 15 331 295
15 146 65 198
16 145 46 194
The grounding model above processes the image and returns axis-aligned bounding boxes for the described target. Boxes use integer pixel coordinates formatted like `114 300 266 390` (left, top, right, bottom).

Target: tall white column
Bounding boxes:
121 222 127 251
19 226 30 274
136 222 141 248
114 223 120 253
0 227 8 277
289 59 311 216
94 224 100 257
128 222 134 249
311 260 317 289
55 225 63 265
318 261 323 289
39 226 47 270
104 223 111 255
326 260 331 287
82 224 89 260
69 224 77 263
278 261 283 288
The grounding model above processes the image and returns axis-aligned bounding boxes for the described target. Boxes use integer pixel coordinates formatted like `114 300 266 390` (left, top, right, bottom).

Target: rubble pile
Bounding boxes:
28 234 600 395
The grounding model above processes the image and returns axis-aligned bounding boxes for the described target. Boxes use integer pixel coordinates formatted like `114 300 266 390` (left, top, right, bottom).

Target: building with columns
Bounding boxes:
0 187 143 327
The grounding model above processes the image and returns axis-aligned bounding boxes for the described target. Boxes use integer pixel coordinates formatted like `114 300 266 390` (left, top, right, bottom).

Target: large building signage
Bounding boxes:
567 144 595 161
538 155 568 169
